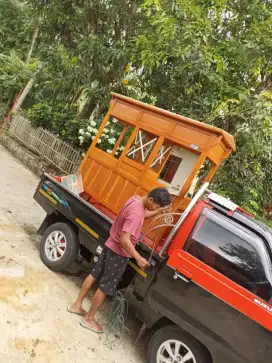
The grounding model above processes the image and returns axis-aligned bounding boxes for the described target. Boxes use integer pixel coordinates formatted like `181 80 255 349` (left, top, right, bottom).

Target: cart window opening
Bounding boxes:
159 155 183 183
156 145 198 196
126 130 158 165
151 140 174 174
95 116 134 159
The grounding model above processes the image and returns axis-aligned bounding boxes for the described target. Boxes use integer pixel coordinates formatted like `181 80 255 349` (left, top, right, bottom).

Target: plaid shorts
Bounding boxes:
91 247 129 296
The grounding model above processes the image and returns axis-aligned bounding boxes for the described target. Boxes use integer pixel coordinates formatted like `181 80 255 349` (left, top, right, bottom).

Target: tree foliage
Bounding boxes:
211 91 272 214
0 0 271 218
0 51 33 105
0 0 34 57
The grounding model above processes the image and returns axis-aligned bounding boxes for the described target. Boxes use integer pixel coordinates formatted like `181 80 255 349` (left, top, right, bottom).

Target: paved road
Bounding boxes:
0 144 144 363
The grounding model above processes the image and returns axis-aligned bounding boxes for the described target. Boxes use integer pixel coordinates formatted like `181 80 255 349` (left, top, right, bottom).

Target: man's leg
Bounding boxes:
79 249 128 332
70 274 96 315
70 248 107 315
82 288 106 332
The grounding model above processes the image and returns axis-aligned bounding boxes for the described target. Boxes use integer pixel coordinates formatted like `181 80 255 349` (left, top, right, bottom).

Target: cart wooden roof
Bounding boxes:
111 93 236 156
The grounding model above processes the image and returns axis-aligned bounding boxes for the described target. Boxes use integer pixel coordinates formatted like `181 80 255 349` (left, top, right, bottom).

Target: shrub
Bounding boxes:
0 51 32 106
27 102 88 148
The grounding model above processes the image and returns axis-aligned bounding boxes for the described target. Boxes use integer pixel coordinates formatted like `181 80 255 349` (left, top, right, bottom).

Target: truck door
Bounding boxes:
148 207 272 363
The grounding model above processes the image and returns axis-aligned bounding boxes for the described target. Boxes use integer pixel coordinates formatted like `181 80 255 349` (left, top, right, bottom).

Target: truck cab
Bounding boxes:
139 191 272 363
34 94 272 363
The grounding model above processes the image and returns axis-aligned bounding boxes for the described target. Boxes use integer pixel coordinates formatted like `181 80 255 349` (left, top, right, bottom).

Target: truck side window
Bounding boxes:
184 209 272 302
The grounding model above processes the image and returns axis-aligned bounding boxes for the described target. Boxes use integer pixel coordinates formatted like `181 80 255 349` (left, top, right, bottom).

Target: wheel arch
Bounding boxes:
38 212 79 235
149 320 213 363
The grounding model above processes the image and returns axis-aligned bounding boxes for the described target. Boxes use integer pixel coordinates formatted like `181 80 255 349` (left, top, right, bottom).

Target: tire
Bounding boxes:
40 222 79 272
148 325 211 363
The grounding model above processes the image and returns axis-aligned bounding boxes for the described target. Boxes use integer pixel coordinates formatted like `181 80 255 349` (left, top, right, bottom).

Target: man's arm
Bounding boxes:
120 232 149 270
144 205 172 220
144 209 161 220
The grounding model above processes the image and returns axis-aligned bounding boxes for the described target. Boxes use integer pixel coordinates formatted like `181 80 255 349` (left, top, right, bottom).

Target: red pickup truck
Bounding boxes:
34 175 272 363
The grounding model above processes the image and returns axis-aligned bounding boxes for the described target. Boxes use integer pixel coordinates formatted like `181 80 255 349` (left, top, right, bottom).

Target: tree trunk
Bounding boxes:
78 96 98 119
12 79 34 113
71 87 84 105
26 14 42 64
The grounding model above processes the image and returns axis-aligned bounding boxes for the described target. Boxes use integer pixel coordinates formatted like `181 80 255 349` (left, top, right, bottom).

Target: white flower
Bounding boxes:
79 129 84 135
81 152 86 157
108 138 116 145
112 118 118 124
120 146 125 151
105 135 109 139
90 120 96 127
92 128 98 134
106 149 112 154
79 135 84 144
91 136 95 140
97 139 102 144
103 128 109 133
87 126 93 132
85 131 91 136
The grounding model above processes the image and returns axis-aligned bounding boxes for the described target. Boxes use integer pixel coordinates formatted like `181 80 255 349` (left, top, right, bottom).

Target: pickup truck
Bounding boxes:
34 173 272 363
34 94 272 363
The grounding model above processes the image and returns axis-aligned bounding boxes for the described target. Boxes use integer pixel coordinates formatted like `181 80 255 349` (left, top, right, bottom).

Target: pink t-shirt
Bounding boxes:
105 196 145 257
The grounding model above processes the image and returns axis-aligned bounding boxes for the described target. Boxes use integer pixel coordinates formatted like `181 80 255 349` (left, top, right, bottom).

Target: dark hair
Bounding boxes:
148 188 171 207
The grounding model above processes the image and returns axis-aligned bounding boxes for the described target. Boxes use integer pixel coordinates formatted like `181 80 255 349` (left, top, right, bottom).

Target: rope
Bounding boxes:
103 290 131 350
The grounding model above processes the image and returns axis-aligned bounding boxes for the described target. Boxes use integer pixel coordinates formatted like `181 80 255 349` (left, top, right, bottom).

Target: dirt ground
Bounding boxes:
0 144 145 363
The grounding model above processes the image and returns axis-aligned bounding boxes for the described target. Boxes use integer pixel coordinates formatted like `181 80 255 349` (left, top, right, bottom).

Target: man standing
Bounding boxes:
68 187 171 333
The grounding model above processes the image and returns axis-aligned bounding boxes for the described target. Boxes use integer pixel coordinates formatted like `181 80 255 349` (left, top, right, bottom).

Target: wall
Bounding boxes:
159 146 199 195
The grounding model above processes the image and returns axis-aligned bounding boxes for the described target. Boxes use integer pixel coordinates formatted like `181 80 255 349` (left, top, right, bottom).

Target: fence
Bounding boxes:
7 115 81 174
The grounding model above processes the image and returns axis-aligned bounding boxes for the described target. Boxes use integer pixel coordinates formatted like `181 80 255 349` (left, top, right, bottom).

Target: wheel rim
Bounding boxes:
156 339 196 363
45 231 67 262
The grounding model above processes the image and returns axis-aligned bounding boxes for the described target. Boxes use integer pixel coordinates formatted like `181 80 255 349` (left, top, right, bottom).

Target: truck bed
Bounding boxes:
34 173 158 258
34 173 113 253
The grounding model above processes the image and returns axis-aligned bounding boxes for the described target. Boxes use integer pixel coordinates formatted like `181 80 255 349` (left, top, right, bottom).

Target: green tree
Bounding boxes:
0 0 34 57
212 91 272 215
1 0 271 220
129 0 272 215
28 0 140 116
0 51 33 106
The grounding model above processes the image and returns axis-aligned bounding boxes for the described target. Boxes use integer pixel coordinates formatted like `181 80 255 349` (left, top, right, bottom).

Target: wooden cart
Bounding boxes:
80 93 236 249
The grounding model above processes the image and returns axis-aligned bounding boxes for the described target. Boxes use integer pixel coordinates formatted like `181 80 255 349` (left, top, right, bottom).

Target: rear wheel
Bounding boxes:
40 222 79 271
148 325 211 363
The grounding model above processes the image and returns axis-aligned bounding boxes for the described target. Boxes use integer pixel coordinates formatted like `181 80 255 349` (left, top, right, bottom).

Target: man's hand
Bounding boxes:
144 204 172 220
137 256 150 270
160 205 172 214
120 232 150 270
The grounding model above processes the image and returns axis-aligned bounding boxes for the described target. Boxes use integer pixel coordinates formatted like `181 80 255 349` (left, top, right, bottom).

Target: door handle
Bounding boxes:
173 267 192 283
173 272 191 283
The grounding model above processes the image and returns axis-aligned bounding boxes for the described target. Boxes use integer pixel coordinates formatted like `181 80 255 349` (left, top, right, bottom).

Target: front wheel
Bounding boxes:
40 222 79 271
148 325 211 363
